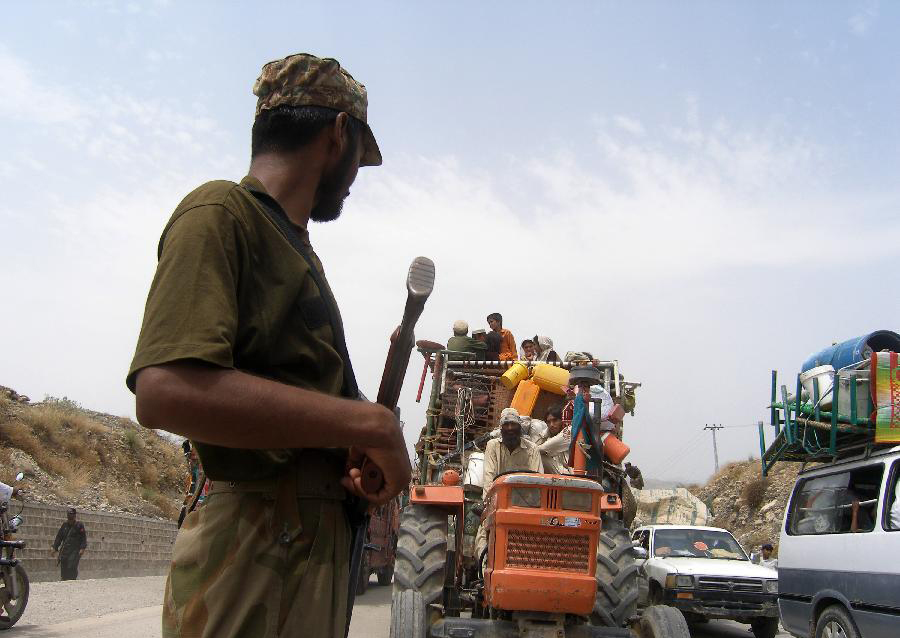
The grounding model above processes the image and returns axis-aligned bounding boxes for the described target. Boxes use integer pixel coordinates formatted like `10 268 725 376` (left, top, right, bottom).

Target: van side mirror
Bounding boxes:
631 545 648 560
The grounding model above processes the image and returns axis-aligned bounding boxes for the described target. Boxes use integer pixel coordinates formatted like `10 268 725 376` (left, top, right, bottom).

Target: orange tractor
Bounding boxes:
390 351 688 638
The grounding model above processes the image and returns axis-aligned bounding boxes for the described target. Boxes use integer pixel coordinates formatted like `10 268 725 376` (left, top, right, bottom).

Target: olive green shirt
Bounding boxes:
446 335 487 361
127 176 350 481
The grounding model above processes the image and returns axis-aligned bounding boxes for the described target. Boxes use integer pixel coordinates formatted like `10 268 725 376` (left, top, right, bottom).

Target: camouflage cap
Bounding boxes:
253 53 382 166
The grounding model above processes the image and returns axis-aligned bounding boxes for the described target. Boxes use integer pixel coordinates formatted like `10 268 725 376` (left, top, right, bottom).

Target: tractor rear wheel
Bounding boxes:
392 505 448 629
591 519 639 627
390 589 426 638
634 605 690 638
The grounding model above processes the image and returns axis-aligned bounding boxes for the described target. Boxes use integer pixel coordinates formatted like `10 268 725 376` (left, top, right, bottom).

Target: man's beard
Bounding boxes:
310 142 357 223
501 432 520 448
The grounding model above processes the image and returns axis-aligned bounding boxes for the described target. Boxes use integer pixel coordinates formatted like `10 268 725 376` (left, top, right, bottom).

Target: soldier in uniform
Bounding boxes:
127 53 410 638
51 507 87 580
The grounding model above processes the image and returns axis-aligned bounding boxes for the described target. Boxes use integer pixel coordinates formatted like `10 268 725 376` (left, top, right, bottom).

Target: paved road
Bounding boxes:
12 575 787 638
12 574 390 638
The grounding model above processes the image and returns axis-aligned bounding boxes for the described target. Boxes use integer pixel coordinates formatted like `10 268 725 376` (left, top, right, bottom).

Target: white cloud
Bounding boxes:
849 3 879 36
0 47 87 125
613 115 645 137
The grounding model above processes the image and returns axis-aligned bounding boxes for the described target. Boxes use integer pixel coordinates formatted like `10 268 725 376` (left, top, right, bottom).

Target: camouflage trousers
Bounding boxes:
162 472 350 638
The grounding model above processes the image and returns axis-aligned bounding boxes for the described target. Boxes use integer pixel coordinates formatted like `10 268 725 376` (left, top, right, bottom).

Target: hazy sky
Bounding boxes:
2 1 897 483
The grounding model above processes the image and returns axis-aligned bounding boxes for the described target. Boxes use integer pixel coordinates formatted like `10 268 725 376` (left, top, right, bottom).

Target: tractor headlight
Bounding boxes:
561 490 592 512
765 580 778 594
665 574 694 589
510 487 541 508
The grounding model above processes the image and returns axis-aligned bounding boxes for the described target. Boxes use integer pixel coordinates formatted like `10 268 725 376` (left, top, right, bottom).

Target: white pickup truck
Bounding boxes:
631 524 780 638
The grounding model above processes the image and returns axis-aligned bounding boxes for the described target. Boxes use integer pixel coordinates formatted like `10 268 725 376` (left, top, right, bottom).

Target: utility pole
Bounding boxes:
704 424 724 472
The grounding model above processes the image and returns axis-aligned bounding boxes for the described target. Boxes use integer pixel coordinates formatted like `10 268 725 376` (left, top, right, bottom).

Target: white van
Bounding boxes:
778 445 900 638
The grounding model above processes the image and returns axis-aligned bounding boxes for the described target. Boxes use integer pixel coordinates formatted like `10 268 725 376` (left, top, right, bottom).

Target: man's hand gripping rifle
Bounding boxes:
345 256 434 633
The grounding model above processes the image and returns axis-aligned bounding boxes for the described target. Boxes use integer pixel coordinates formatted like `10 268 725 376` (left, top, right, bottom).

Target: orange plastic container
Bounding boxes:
600 432 630 464
510 380 541 417
531 364 569 395
500 362 529 390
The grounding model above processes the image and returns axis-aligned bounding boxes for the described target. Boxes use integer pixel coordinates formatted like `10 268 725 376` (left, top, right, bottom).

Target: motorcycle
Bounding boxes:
0 472 29 630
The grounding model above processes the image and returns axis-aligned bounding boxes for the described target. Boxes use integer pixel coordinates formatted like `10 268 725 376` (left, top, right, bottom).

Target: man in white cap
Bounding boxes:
474 408 543 560
481 408 543 500
446 320 486 361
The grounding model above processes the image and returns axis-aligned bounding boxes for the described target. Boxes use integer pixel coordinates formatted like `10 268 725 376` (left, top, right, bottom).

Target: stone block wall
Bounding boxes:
8 502 176 582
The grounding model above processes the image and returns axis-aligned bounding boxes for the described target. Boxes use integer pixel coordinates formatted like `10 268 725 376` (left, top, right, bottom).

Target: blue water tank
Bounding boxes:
801 330 900 372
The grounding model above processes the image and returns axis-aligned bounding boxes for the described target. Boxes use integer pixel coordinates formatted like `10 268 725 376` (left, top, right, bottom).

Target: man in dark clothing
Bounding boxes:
52 507 87 580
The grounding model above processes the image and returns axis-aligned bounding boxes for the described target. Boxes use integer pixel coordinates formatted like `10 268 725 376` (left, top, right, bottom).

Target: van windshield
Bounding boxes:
653 529 748 561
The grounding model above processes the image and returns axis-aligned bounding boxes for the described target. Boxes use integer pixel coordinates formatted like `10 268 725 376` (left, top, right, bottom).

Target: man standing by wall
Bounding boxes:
51 507 87 581
127 53 409 638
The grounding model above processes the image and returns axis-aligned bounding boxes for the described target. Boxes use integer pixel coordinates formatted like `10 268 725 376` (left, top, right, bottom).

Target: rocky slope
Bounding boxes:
692 459 801 553
0 385 185 519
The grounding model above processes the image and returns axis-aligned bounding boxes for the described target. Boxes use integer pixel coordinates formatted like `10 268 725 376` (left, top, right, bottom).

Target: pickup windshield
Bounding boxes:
653 529 748 561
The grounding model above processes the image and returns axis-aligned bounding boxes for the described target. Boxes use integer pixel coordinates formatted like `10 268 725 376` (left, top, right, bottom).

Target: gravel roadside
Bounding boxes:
19 575 166 626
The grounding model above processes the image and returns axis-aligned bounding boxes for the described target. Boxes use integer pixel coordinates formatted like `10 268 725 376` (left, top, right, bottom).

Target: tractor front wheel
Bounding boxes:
392 505 448 634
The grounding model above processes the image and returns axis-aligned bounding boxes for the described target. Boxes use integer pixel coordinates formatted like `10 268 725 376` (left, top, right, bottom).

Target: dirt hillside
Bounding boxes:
691 459 801 553
0 385 185 520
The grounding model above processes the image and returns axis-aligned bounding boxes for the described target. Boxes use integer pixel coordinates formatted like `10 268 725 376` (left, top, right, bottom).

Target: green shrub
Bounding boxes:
743 477 770 510
124 428 144 453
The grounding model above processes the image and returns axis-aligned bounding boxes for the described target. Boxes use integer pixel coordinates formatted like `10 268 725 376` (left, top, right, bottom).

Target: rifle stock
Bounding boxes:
359 257 434 493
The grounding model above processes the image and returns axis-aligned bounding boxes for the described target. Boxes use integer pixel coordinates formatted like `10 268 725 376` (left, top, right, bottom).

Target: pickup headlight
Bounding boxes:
764 580 778 594
665 574 694 589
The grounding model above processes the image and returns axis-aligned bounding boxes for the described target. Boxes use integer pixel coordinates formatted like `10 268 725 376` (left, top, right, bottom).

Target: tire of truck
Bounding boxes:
393 505 448 628
378 564 394 586
356 551 369 596
814 605 860 638
634 605 690 638
390 589 426 638
591 519 639 627
750 617 780 638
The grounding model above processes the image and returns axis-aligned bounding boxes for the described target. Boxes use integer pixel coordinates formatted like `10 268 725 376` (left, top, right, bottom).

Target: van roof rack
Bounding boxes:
759 367 893 476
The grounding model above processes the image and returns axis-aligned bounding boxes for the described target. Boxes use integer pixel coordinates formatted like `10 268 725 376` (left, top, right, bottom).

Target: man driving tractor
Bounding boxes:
475 408 543 560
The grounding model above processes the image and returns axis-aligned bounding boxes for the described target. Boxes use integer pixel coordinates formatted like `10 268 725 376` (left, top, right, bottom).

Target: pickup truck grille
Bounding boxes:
505 529 591 573
697 576 764 593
